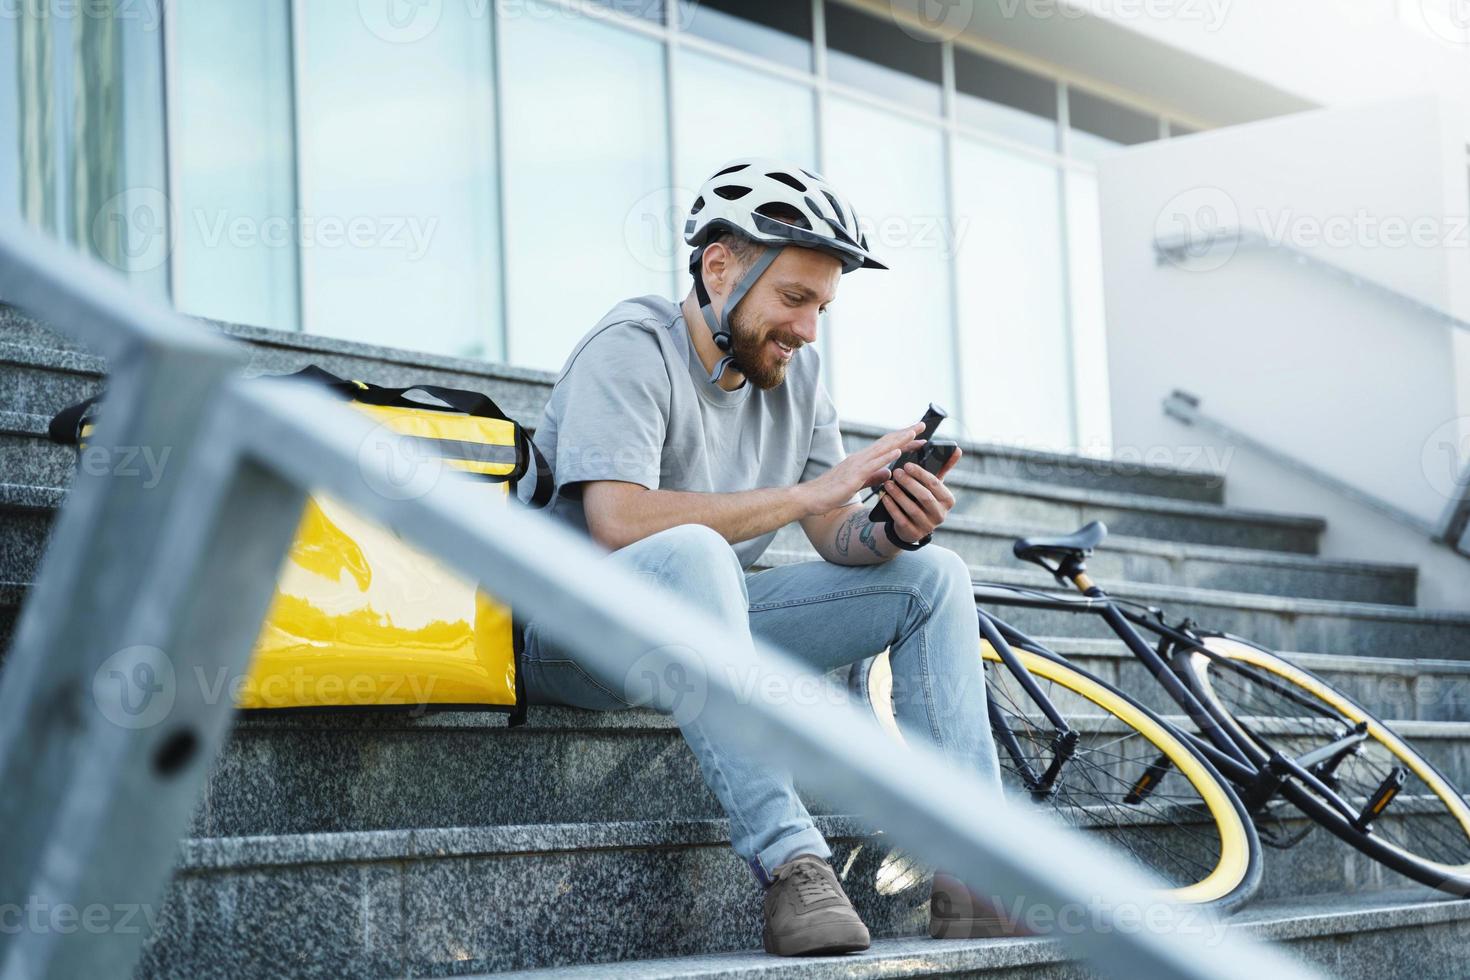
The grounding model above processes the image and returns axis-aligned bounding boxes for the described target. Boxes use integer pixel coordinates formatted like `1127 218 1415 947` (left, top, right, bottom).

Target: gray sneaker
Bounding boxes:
762 854 872 956
929 872 1036 939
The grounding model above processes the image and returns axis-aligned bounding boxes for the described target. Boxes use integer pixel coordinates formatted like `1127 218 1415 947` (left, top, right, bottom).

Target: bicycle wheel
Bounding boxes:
1179 634 1470 896
858 641 1261 910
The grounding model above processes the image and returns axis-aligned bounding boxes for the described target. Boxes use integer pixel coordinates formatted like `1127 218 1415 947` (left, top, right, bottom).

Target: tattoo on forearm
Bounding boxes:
834 510 884 559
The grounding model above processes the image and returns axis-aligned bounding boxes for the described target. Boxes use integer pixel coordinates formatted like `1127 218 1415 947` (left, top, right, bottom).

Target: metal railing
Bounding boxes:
0 221 1320 980
1153 228 1470 558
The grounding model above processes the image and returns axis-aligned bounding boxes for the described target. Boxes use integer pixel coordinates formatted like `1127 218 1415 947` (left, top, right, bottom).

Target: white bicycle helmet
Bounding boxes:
684 157 887 384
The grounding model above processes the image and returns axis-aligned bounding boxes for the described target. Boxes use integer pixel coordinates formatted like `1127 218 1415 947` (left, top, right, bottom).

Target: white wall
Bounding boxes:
1098 95 1470 609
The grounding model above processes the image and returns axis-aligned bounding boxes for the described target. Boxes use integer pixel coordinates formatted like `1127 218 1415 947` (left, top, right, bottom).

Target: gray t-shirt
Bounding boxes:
520 295 854 569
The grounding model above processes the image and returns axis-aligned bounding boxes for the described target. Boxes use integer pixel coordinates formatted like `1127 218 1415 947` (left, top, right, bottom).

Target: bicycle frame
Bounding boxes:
971 580 1376 831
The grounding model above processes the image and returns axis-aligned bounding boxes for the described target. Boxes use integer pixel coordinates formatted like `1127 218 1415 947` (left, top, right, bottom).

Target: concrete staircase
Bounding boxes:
4 306 1470 978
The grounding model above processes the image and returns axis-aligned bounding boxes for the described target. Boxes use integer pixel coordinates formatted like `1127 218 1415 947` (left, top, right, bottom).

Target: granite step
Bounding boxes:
0 304 1230 505
0 480 1407 608
479 889 1470 980
0 376 1321 555
187 691 1470 840
132 815 1470 978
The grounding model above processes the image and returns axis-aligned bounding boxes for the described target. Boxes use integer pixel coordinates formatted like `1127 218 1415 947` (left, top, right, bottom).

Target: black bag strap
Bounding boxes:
49 395 101 446
288 366 554 509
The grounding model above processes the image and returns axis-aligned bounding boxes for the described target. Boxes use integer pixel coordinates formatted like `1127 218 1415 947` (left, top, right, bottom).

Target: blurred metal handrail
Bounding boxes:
1154 225 1470 335
1164 390 1470 559
0 221 1321 980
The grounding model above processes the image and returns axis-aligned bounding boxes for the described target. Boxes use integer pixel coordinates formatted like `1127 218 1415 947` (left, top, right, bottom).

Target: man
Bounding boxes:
518 158 1004 955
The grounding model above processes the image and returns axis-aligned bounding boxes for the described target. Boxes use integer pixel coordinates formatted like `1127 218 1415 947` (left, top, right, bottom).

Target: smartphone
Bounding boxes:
869 440 958 524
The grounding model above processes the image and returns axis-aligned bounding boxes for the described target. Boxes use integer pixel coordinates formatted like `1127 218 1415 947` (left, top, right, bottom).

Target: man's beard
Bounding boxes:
726 306 792 391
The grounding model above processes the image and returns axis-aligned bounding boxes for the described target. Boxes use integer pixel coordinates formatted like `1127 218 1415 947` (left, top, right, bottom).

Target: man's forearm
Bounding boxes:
819 503 902 565
600 485 809 551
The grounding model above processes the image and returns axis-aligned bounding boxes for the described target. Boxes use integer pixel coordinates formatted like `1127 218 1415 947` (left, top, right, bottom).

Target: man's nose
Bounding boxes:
791 311 819 345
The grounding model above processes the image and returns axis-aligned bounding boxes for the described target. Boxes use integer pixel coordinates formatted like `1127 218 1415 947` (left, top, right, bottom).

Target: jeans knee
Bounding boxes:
897 544 972 598
643 523 745 589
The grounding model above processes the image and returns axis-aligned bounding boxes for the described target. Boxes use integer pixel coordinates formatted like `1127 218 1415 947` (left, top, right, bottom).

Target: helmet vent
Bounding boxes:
755 203 811 230
690 195 706 215
713 163 750 178
766 171 807 193
822 191 849 230
714 184 752 201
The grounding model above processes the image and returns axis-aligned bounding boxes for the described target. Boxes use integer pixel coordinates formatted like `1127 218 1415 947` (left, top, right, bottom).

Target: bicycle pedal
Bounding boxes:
1352 766 1408 833
1123 754 1173 805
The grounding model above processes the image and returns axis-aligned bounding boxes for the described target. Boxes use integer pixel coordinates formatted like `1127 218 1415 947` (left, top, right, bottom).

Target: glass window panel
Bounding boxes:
0 14 17 219
679 0 812 71
1065 171 1111 455
953 138 1073 449
501 5 670 372
297 2 500 359
670 48 817 290
1067 88 1159 163
823 2 941 116
170 0 298 330
822 97 955 431
953 47 1057 150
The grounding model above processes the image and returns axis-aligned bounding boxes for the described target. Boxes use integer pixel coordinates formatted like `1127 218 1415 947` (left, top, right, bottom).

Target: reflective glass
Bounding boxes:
953 138 1073 449
822 97 955 432
669 48 817 294
171 0 298 330
954 47 1057 150
824 2 942 116
0 14 17 219
1065 171 1112 455
1067 88 1159 163
501 4 670 371
298 2 501 358
679 0 813 71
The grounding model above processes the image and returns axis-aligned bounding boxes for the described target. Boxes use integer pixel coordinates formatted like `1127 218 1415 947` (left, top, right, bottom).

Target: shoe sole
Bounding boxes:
763 922 871 956
929 914 1037 940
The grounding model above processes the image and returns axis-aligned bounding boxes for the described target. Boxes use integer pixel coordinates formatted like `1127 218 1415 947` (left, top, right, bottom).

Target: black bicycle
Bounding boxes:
855 521 1470 910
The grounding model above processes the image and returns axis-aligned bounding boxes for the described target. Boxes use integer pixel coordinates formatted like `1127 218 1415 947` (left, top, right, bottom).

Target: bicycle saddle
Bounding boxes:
1013 521 1108 569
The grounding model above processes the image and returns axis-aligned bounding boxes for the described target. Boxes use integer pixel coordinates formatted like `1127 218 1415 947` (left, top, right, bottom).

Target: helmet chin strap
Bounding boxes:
690 244 781 385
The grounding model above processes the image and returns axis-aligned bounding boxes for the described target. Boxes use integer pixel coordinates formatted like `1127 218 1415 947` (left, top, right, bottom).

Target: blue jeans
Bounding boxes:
519 523 1001 886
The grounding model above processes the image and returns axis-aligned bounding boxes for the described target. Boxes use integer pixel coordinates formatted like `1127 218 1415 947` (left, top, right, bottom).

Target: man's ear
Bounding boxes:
701 241 734 299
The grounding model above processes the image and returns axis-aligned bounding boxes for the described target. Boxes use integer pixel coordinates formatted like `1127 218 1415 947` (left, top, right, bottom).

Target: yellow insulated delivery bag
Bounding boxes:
49 365 552 723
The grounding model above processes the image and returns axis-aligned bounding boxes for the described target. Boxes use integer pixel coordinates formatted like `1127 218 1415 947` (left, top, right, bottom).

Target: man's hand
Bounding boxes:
879 444 963 544
796 422 927 518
